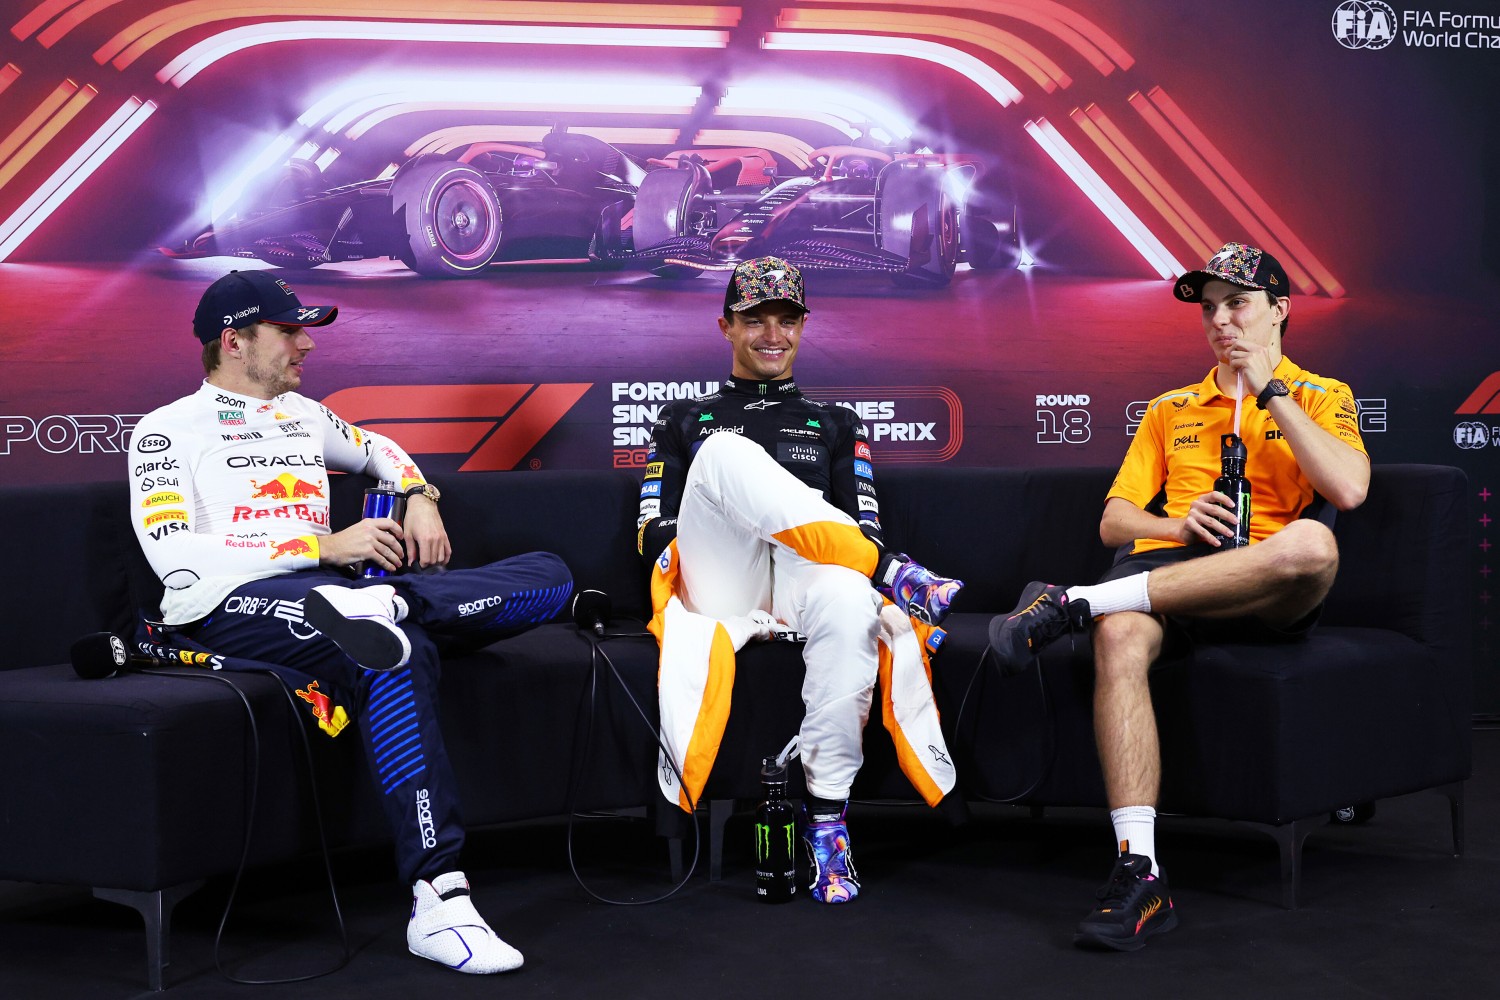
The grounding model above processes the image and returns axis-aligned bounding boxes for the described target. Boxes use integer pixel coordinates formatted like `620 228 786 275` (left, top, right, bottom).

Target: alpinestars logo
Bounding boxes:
319 384 590 471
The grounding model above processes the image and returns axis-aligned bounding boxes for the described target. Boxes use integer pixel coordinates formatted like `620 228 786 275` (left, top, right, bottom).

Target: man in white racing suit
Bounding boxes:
638 257 964 904
129 270 571 974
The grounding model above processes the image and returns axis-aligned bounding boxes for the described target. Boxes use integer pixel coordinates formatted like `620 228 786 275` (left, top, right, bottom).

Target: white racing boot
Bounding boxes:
304 584 411 671
407 871 523 974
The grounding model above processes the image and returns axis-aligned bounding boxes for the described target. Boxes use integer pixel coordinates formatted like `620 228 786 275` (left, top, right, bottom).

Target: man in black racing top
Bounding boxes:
638 256 963 904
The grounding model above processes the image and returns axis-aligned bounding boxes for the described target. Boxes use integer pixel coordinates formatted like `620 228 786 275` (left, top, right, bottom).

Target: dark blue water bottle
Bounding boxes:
754 756 797 902
359 480 406 578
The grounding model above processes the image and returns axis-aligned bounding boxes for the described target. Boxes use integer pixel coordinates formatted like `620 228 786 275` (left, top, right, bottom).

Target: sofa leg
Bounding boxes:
1238 818 1316 910
93 880 204 991
1438 781 1465 856
708 798 734 882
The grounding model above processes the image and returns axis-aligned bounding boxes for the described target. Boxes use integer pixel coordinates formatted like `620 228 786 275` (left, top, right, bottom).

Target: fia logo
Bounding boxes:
1332 1 1396 50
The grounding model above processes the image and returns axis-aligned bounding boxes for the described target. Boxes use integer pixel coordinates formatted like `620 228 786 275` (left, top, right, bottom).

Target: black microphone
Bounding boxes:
571 589 610 637
70 632 158 679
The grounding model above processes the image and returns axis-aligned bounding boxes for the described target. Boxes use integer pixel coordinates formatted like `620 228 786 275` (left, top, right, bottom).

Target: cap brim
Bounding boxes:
1173 270 1262 302
263 305 338 327
728 297 809 314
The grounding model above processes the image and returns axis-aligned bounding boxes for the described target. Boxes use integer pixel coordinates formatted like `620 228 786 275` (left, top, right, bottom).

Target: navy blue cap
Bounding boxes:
192 270 337 343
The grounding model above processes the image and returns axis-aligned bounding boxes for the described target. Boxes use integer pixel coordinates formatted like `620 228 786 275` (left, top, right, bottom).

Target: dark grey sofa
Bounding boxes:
0 464 1471 988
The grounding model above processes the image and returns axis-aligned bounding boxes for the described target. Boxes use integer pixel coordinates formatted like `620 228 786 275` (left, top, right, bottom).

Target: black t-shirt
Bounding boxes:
637 376 885 563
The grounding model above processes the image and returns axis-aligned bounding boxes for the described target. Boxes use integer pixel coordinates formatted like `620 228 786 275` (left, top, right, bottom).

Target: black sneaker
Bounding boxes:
986 581 1091 676
1074 854 1177 952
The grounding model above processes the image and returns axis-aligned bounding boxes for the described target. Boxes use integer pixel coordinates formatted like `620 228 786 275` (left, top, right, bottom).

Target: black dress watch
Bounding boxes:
1256 378 1290 410
404 482 441 503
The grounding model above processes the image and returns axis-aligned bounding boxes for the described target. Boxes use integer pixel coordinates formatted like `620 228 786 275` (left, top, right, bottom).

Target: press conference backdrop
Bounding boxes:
0 0 1493 711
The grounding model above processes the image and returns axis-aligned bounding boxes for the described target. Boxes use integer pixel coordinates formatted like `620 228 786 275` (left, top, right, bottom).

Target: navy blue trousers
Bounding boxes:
182 552 572 884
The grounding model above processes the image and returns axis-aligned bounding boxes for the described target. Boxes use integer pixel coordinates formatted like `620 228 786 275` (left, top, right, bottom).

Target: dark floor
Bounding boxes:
2 729 1495 999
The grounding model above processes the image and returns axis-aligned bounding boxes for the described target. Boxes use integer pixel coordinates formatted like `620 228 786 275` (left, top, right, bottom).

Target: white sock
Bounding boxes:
1065 573 1151 617
1110 805 1160 876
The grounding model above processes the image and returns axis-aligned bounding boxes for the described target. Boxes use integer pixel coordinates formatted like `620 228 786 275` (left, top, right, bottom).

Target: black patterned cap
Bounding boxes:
1174 243 1290 302
724 256 809 314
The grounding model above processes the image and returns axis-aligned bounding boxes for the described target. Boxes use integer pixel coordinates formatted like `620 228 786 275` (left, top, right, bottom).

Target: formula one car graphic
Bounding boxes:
604 144 1014 287
161 130 1014 286
161 130 640 278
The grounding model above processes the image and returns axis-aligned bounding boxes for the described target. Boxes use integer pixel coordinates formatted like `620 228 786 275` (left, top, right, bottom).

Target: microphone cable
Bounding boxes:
564 623 704 905
950 645 1059 804
132 661 351 985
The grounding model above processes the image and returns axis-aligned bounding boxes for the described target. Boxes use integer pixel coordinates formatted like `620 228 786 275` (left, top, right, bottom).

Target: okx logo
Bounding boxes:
1333 1 1397 49
320 384 591 471
1453 372 1500 449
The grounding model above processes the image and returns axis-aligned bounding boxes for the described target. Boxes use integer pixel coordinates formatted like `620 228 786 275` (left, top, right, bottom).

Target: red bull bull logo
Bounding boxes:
269 536 316 560
294 680 350 736
250 473 325 500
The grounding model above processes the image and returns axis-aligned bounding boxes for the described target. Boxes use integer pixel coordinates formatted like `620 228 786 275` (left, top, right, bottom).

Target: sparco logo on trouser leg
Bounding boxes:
415 788 437 848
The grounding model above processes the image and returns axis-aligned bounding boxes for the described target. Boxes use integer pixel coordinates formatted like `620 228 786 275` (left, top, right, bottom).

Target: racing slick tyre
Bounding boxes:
633 161 711 279
390 160 502 277
961 208 1019 271
875 161 958 288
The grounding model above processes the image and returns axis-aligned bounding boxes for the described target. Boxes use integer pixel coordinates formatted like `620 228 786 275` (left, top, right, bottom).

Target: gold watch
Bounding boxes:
404 482 441 504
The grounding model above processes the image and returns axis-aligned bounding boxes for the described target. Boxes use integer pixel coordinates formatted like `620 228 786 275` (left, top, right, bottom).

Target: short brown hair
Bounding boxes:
200 324 258 374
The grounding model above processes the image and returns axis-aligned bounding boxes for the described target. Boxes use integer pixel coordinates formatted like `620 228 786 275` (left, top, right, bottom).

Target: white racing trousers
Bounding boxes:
648 432 955 812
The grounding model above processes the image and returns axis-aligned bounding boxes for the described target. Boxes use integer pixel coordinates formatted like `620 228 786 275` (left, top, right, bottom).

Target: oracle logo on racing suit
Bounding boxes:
227 454 325 469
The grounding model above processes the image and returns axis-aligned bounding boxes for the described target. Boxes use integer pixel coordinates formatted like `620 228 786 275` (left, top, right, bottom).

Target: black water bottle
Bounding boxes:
754 756 797 902
1214 433 1252 548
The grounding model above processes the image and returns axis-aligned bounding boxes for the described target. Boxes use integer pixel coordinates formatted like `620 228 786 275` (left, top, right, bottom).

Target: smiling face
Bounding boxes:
719 300 806 381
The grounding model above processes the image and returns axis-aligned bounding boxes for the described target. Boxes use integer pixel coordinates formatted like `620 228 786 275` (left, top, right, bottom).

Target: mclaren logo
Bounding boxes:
319 383 590 471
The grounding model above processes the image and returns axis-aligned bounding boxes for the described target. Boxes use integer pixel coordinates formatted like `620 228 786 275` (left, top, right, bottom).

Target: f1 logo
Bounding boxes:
321 384 591 471
1455 372 1500 415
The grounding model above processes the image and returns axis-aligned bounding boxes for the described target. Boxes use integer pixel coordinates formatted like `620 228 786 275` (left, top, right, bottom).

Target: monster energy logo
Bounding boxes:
755 821 795 861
